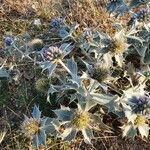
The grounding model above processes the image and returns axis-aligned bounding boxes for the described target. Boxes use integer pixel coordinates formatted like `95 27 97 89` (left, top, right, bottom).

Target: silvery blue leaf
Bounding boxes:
143 47 150 64
60 43 74 56
40 118 47 127
59 28 69 39
60 128 77 141
47 63 57 76
138 124 149 138
54 109 74 121
63 128 77 141
42 118 56 134
106 97 119 113
67 58 77 77
0 69 9 78
115 3 129 17
91 93 115 105
126 126 137 139
84 99 97 111
40 61 56 75
32 134 39 148
32 105 41 120
48 85 58 94
82 128 94 144
38 129 47 146
67 58 81 86
133 43 147 57
123 124 137 139
88 79 100 93
107 1 118 13
127 35 144 44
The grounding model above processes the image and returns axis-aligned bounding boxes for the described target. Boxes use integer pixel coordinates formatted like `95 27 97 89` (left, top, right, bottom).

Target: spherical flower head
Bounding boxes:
136 9 148 22
92 65 108 83
30 38 43 51
22 118 40 137
43 46 63 63
4 37 14 46
35 78 49 93
71 111 90 130
130 96 149 113
50 17 64 29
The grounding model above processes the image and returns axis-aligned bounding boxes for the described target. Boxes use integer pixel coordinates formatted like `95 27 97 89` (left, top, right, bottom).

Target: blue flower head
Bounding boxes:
129 96 149 113
43 46 63 62
136 9 148 22
50 17 65 29
4 37 14 46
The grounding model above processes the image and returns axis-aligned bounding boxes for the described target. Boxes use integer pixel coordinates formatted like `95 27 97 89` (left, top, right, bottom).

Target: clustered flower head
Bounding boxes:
91 64 109 83
35 78 50 93
4 37 14 46
136 9 148 22
30 38 43 51
43 46 63 63
50 17 64 29
129 96 150 113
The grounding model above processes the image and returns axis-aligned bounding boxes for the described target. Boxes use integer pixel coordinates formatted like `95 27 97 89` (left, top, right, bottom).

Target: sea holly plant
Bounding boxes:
21 105 55 149
107 73 150 138
2 0 150 148
121 112 149 139
53 102 110 144
106 72 147 113
38 43 74 76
